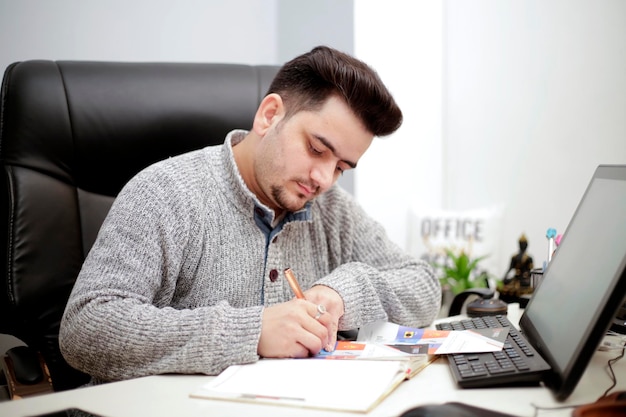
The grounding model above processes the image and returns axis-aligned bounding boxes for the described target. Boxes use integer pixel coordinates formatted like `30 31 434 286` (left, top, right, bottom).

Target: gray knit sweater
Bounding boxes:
59 130 441 384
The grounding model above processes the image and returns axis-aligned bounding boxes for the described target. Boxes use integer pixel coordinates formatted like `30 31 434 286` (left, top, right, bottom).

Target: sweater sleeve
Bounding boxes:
59 162 261 382
312 187 442 330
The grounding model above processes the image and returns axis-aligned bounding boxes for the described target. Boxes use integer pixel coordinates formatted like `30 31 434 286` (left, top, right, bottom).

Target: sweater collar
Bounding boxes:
220 130 312 224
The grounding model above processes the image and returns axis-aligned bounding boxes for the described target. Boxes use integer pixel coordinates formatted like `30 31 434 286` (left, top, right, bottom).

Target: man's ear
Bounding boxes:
252 93 284 135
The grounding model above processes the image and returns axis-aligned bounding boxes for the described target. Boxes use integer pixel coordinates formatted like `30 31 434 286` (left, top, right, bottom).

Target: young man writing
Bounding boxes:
60 46 441 384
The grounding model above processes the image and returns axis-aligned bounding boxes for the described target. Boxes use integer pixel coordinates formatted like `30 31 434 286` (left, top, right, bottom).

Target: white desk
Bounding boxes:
1 305 624 417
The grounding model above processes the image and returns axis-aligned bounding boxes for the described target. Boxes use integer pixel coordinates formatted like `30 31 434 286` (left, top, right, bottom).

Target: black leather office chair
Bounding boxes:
0 60 278 398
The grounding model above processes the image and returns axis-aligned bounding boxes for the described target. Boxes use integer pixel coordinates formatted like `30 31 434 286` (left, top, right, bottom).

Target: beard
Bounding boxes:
270 182 316 213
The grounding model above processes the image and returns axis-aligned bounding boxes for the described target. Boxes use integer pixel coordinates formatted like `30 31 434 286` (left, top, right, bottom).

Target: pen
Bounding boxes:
284 268 305 299
284 267 333 352
546 227 557 263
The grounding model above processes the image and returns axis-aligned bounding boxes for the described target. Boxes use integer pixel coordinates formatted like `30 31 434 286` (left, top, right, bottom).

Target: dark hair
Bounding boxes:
266 45 403 137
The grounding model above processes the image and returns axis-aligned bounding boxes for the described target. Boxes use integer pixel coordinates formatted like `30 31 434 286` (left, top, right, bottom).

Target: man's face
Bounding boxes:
253 95 374 215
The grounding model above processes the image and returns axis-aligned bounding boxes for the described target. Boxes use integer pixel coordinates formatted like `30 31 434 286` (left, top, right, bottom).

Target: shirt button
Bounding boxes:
254 207 265 217
269 269 278 282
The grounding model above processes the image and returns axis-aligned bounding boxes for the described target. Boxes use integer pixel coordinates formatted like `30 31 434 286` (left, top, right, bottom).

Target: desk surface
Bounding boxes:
1 305 625 417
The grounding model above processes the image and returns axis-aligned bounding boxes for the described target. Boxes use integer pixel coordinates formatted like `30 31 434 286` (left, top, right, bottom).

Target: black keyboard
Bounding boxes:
436 315 551 388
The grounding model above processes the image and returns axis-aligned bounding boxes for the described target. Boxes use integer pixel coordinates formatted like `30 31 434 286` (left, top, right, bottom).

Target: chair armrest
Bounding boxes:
1 346 53 399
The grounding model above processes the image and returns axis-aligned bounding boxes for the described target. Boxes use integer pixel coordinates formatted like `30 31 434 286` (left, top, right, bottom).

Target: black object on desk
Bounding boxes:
448 287 508 317
466 297 508 317
610 301 626 335
399 401 518 417
24 409 102 417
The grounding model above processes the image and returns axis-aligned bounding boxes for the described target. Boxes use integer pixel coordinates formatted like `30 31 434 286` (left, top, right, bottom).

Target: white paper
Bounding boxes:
357 320 507 354
193 359 408 412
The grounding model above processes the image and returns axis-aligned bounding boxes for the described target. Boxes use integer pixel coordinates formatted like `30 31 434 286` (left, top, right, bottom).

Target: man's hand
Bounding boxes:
258 298 334 358
257 286 344 358
303 285 344 351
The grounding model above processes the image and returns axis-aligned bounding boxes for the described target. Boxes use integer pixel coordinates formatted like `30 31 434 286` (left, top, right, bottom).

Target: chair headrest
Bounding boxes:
1 60 277 196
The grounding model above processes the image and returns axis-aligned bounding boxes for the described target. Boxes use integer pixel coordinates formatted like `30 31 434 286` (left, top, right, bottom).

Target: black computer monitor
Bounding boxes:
519 164 626 401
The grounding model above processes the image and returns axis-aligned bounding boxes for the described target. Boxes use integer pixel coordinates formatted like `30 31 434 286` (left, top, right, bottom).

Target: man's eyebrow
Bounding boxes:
315 135 357 169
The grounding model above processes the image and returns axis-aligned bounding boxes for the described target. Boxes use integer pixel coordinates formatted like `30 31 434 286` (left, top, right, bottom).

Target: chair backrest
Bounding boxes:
0 60 278 390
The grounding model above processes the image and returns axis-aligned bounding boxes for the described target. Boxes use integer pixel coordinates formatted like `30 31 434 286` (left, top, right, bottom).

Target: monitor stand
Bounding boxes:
610 301 626 335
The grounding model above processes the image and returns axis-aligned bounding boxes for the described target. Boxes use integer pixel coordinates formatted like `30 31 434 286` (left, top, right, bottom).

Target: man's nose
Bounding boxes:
310 161 337 191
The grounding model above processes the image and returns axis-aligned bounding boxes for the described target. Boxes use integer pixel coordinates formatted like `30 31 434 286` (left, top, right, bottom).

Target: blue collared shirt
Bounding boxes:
253 203 312 303
253 203 312 251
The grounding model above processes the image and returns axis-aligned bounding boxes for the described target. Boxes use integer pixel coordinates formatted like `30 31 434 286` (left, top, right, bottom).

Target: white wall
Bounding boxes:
354 0 444 250
0 0 279 70
445 0 626 272
355 0 626 277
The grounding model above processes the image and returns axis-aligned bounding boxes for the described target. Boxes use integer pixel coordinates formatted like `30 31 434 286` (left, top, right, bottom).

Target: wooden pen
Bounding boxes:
284 268 305 299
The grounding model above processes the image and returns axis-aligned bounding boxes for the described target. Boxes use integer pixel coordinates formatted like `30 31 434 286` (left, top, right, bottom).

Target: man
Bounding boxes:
60 46 441 384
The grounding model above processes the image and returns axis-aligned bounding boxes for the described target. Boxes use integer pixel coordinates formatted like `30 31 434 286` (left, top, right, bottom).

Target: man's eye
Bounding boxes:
337 163 351 175
309 144 323 155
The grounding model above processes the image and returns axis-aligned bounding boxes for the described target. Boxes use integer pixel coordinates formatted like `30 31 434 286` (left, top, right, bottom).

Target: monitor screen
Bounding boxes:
519 164 626 400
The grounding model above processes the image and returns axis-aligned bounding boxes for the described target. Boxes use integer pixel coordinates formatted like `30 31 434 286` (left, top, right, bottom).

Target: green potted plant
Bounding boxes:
437 248 490 295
